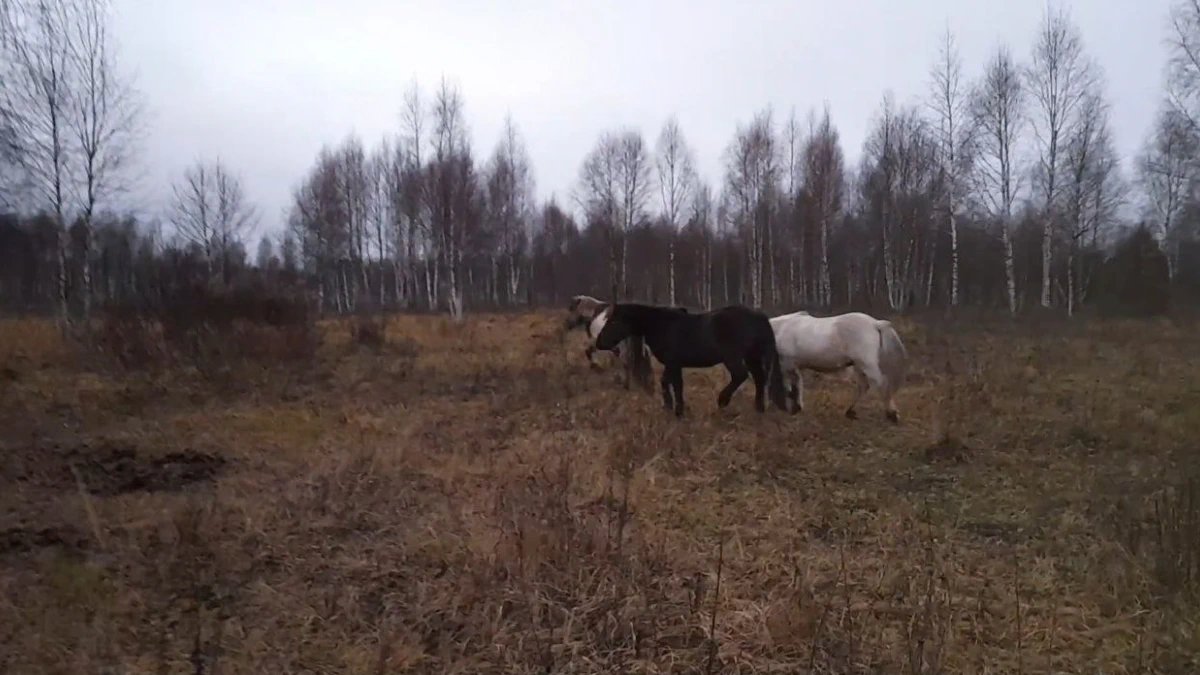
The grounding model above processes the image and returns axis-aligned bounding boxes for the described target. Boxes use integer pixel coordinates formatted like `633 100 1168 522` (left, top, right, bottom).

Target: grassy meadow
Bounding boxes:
1 310 1199 673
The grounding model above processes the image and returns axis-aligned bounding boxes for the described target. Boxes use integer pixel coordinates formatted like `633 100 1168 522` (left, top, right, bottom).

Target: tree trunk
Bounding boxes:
668 240 676 306
819 215 831 307
1003 220 1017 315
949 208 959 306
1067 240 1075 318
1041 216 1052 308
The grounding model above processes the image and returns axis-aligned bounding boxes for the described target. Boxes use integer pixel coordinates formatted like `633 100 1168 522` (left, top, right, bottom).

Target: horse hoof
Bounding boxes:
845 408 858 420
789 403 802 414
886 410 900 424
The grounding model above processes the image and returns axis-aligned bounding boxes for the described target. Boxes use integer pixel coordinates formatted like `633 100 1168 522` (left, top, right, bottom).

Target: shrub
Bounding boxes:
350 314 387 350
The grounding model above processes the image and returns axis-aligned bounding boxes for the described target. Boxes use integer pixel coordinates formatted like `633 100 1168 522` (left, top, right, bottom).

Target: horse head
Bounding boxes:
565 294 606 331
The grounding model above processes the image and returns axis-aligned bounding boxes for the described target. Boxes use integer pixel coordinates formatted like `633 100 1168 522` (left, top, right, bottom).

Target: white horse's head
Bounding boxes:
565 294 607 331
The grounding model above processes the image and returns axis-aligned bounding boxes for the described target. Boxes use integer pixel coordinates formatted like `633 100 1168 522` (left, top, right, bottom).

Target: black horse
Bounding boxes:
593 303 789 417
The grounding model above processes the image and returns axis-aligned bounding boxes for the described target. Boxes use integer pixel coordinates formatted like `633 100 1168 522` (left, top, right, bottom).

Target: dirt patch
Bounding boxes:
961 520 1024 544
0 525 88 556
65 444 227 496
923 436 970 464
5 441 229 496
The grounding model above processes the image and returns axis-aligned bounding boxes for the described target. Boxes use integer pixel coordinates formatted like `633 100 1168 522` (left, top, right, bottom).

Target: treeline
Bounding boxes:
3 1 1200 321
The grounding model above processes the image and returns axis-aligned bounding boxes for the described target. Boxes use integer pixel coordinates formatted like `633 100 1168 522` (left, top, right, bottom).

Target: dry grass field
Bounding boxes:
1 310 1199 673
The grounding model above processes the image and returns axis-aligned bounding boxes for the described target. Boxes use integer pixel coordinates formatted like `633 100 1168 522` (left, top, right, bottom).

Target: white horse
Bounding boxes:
565 295 653 390
769 310 909 423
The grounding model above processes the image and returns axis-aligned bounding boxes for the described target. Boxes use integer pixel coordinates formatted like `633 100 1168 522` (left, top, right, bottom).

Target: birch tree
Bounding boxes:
575 133 621 298
0 0 24 210
1166 0 1200 133
928 26 972 306
971 44 1027 315
860 94 940 310
1026 4 1097 308
654 115 697 306
1061 90 1111 315
723 108 778 307
169 157 258 286
689 180 715 308
398 79 428 308
801 103 844 307
426 77 476 319
68 0 142 319
1135 105 1197 278
781 109 804 302
484 113 535 304
3 0 78 321
615 130 652 299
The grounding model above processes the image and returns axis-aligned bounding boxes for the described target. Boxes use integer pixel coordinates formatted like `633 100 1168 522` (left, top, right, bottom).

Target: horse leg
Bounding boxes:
717 359 749 409
660 368 674 412
873 364 900 424
884 390 900 424
746 356 766 413
844 368 870 420
585 345 602 370
621 345 632 390
669 366 685 417
855 359 897 423
788 369 804 414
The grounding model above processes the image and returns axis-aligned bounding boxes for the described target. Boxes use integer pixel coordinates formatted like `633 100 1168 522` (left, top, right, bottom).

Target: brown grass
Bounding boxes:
2 311 1200 673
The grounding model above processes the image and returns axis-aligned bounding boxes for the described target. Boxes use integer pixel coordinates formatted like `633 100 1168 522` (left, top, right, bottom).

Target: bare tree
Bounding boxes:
255 234 274 269
689 180 715 308
0 0 24 210
575 133 620 297
724 107 778 307
781 109 804 302
1166 0 1200 133
289 146 349 311
398 78 428 308
615 129 652 299
928 26 973 306
802 103 844 307
971 44 1027 315
1136 104 1197 278
485 113 535 305
425 76 476 319
170 157 259 285
1062 89 1113 315
654 115 697 306
1026 3 1097 307
68 0 142 319
859 93 940 310
170 160 214 279
3 0 78 321
367 136 393 307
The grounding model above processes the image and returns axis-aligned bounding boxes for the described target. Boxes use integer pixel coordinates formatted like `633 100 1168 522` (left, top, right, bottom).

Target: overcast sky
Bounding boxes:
111 0 1173 243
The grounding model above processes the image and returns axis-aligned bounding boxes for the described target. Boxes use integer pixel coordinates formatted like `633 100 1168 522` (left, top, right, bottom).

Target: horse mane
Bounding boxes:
609 303 687 386
612 302 689 323
568 295 607 315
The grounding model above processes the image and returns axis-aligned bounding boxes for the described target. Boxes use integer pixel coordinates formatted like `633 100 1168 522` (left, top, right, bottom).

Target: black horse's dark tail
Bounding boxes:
760 324 788 411
628 333 654 392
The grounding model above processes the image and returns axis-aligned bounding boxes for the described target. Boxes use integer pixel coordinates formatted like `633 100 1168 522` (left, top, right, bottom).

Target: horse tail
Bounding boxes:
875 319 908 396
627 333 653 393
761 322 789 411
